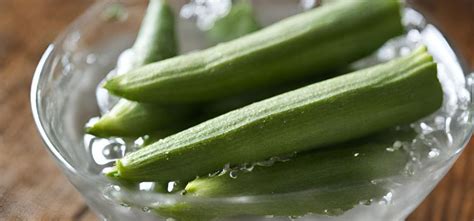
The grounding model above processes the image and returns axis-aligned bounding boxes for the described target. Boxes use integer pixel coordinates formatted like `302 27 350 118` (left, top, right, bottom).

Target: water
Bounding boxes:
83 6 473 221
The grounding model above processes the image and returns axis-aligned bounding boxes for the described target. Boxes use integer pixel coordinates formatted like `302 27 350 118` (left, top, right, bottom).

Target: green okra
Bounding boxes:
104 0 404 104
89 60 337 138
86 100 191 137
87 0 179 137
131 0 178 67
205 0 260 44
107 46 443 182
185 129 413 197
154 130 414 220
156 185 387 221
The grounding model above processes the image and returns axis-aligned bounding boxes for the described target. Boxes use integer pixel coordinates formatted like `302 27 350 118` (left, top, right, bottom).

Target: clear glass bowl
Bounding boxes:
31 1 474 220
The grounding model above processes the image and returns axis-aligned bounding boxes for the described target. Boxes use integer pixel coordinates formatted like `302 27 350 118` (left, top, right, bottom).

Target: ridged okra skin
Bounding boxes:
104 0 405 104
153 130 414 220
86 99 191 137
108 46 443 183
185 130 413 197
156 185 387 220
132 0 178 67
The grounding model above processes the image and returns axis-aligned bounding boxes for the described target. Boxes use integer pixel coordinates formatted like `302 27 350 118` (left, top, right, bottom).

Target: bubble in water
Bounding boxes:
139 182 155 191
428 148 440 159
419 122 435 134
96 49 135 114
404 162 416 176
403 8 426 30
116 49 135 75
393 141 403 149
102 143 125 159
167 181 179 192
209 170 221 177
96 70 119 114
141 207 151 213
243 164 255 172
289 215 302 220
120 203 130 208
406 29 422 43
108 185 121 192
229 170 238 179
87 135 125 166
353 153 359 157
180 0 232 30
300 0 318 10
380 192 393 205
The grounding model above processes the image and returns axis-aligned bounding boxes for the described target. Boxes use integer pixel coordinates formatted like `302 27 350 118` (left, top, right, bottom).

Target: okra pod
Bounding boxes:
108 46 442 182
132 0 178 67
104 0 404 104
87 0 179 137
154 130 413 220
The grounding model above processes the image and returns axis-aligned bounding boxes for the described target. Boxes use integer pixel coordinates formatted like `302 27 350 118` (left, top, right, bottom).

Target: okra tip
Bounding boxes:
102 76 126 98
85 121 105 137
85 115 120 138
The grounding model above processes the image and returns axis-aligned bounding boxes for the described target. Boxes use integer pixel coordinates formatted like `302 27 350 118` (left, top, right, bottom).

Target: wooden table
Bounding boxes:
0 0 472 220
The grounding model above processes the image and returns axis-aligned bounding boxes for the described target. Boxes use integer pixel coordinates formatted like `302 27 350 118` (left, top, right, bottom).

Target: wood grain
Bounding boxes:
0 0 472 220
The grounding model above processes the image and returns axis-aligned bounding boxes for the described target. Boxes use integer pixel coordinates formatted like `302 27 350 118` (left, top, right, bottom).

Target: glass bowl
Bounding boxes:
30 0 473 220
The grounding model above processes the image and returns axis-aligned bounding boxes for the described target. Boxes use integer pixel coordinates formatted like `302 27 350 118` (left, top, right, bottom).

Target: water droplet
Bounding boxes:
139 182 155 191
359 199 371 206
428 148 440 159
289 215 302 220
380 192 393 205
300 0 317 10
404 163 416 176
141 207 151 213
393 141 403 149
243 164 255 172
167 181 178 192
209 170 221 177
354 153 359 157
229 170 238 179
120 203 130 207
102 143 125 159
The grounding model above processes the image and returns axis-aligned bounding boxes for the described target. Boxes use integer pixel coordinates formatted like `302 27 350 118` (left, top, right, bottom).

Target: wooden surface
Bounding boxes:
0 0 472 220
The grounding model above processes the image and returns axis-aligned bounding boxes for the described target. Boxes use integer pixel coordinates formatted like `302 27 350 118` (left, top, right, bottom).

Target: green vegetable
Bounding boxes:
107 46 442 182
86 100 191 137
104 0 404 104
131 0 178 67
185 132 411 197
87 0 180 137
154 130 413 220
156 185 387 221
206 0 260 44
